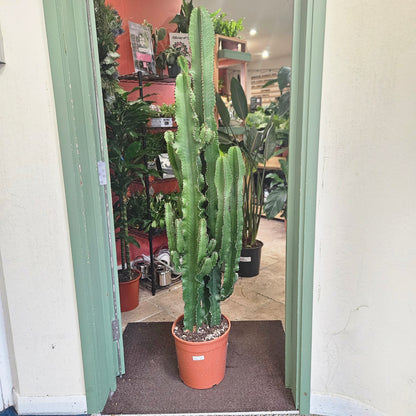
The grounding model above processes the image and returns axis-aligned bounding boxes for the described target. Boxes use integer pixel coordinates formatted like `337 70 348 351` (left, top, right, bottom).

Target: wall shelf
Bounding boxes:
119 73 176 84
217 49 252 67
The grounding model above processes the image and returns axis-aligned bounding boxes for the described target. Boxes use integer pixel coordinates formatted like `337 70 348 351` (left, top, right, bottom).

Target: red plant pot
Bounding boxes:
119 272 141 312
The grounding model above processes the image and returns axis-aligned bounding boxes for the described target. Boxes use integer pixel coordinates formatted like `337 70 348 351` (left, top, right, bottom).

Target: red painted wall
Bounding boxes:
106 0 182 105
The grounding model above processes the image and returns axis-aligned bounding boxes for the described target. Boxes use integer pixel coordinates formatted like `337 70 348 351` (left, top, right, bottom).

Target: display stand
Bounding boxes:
129 71 181 295
137 71 157 295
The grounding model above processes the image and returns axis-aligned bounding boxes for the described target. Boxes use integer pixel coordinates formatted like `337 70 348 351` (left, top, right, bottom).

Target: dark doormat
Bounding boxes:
103 320 295 414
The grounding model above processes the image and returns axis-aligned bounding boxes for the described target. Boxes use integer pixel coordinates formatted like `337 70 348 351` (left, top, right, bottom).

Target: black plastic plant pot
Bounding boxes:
167 63 181 78
238 240 264 277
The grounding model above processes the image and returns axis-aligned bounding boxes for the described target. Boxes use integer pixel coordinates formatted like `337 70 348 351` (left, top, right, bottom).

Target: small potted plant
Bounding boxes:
164 7 245 389
156 45 184 78
150 103 176 128
211 9 244 50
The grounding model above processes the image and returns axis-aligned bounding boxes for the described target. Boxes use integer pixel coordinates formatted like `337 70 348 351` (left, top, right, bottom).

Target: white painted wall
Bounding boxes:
0 1 86 413
0 254 13 411
311 1 416 415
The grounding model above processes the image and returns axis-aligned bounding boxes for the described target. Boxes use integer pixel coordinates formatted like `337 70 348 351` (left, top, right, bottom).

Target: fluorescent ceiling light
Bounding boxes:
262 50 269 59
249 28 257 36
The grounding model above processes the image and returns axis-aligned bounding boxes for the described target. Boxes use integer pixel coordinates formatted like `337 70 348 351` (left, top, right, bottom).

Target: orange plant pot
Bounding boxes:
171 314 231 389
119 272 141 312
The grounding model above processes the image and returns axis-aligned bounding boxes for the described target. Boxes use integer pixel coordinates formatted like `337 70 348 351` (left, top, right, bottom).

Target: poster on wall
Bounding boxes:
169 33 191 64
128 21 156 75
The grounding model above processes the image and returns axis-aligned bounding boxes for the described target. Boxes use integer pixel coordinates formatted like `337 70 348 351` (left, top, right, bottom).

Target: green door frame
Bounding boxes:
43 0 124 413
285 1 327 414
42 0 326 413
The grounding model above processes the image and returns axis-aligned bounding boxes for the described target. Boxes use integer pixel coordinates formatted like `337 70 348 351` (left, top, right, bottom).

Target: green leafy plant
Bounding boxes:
159 103 176 118
210 9 244 38
247 108 290 148
264 159 288 219
127 192 181 233
93 0 124 105
143 131 167 159
263 66 292 117
156 46 184 70
106 89 155 281
170 0 194 33
217 78 284 247
164 7 245 331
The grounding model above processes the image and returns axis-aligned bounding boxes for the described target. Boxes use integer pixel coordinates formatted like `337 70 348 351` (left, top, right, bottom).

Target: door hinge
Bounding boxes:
97 160 107 185
112 319 120 341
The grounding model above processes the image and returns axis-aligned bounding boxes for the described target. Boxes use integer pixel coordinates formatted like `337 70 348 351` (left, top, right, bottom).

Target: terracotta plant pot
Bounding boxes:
171 314 231 389
119 271 141 312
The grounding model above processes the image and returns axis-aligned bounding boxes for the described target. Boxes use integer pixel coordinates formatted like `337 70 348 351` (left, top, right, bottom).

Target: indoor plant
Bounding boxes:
217 78 283 277
263 65 292 118
169 0 194 33
164 7 245 389
93 0 124 105
106 89 154 311
143 20 166 56
210 9 244 38
156 45 184 78
264 159 288 221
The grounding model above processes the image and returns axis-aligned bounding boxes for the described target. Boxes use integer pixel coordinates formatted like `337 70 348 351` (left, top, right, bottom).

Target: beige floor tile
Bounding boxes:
141 311 177 322
121 301 162 329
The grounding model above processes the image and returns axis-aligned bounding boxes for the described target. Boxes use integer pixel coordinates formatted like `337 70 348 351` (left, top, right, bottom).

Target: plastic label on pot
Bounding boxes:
240 256 252 262
192 355 205 361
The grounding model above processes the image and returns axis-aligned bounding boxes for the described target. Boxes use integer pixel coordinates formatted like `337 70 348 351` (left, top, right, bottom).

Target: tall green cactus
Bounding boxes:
165 7 245 331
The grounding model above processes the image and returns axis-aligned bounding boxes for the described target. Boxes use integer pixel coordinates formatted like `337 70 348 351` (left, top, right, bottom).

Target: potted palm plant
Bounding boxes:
217 78 284 277
106 89 153 311
164 6 245 389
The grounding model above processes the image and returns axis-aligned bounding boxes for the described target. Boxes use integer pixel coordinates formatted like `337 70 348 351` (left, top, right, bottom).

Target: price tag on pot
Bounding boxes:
240 256 252 262
192 355 205 361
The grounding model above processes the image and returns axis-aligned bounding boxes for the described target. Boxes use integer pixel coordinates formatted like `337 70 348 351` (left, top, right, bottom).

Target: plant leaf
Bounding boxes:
264 187 287 219
278 92 291 116
277 66 291 91
230 77 248 121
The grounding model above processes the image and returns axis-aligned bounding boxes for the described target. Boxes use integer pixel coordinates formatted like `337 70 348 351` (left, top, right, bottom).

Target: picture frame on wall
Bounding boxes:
128 21 156 75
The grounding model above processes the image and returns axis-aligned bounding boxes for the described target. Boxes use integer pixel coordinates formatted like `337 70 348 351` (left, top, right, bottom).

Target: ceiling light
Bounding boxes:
249 28 257 36
262 50 269 59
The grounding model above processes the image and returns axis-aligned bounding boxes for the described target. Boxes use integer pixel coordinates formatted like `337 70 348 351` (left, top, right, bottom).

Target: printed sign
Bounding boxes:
128 22 155 75
169 32 191 64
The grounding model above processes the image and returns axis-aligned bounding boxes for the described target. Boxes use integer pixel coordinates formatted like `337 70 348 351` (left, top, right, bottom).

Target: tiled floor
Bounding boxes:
121 217 286 330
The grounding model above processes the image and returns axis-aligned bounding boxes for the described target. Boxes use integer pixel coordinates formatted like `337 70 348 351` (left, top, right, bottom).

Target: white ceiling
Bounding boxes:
195 0 294 63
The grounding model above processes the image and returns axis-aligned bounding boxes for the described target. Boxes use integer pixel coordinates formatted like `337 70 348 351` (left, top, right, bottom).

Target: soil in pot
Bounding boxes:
173 315 229 342
172 315 231 389
239 240 264 277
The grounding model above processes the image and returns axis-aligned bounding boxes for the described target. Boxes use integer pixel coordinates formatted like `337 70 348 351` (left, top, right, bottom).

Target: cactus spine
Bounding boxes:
165 7 244 331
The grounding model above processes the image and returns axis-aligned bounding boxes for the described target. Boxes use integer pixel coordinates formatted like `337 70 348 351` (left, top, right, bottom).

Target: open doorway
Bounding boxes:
98 0 295 414
106 0 294 331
